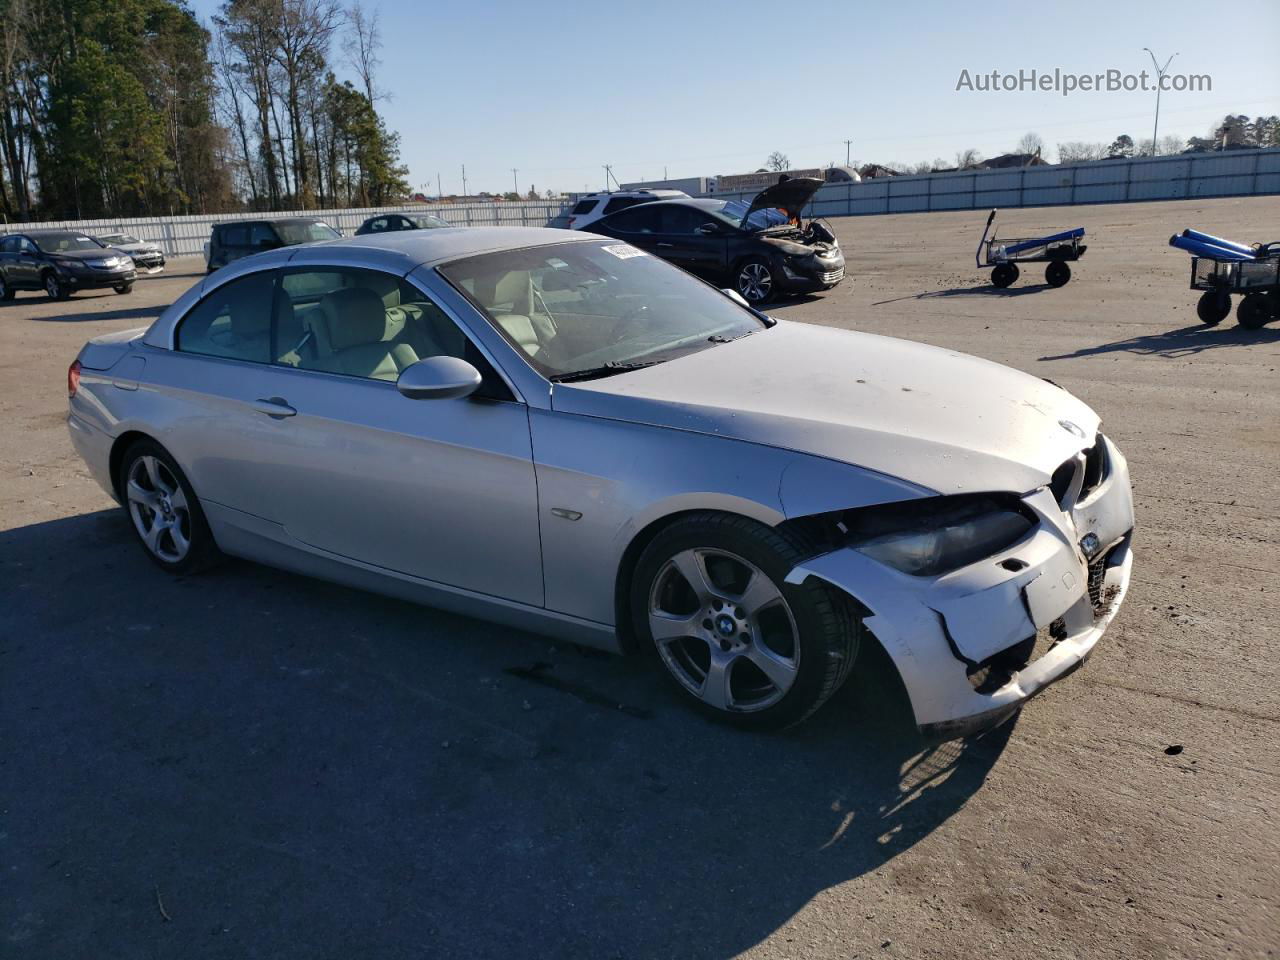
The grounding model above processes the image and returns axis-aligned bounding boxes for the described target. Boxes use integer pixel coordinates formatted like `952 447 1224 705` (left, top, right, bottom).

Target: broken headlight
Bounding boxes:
844 494 1034 577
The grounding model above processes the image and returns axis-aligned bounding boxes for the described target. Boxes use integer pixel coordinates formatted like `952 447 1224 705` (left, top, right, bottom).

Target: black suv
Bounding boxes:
205 217 341 272
0 230 137 301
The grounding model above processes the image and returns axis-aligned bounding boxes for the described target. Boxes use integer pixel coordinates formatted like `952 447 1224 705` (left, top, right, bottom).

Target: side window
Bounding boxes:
277 267 472 383
221 225 248 247
19 238 37 255
571 199 596 215
249 223 278 249
603 196 643 215
0 236 17 253
605 206 661 234
175 271 275 363
367 217 388 232
659 206 702 234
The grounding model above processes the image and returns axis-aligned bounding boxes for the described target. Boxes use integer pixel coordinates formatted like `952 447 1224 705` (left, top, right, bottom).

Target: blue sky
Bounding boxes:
187 0 1280 195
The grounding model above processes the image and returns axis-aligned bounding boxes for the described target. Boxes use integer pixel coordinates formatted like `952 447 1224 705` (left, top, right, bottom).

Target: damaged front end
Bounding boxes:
786 434 1135 740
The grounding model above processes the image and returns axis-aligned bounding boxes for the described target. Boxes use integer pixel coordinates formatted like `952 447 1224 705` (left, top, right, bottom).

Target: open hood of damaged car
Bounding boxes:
744 177 825 227
552 321 1101 496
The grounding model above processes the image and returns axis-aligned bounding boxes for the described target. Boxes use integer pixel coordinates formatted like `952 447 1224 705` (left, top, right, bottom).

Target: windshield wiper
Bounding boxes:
549 359 668 383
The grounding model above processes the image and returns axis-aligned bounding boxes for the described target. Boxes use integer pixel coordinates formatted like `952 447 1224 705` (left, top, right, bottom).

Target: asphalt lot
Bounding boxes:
2 198 1278 959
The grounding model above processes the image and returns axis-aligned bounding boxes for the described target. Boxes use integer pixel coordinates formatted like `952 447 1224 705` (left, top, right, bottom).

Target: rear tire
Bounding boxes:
117 439 221 575
630 512 859 731
1196 291 1231 326
0 276 12 301
991 263 1018 288
1045 261 1071 287
1237 292 1273 330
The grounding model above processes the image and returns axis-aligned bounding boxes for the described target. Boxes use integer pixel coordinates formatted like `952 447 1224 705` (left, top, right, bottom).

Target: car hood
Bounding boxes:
551 321 1100 495
48 249 116 262
744 177 825 226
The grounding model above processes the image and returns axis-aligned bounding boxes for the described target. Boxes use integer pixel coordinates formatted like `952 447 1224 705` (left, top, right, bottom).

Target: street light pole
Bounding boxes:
512 168 518 196
844 139 852 167
1143 48 1177 156
461 164 468 197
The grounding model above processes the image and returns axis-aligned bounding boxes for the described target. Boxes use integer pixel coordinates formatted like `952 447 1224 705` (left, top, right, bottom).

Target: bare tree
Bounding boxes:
765 151 790 172
342 1 384 105
1015 132 1043 156
1057 141 1106 164
954 148 982 169
269 0 341 204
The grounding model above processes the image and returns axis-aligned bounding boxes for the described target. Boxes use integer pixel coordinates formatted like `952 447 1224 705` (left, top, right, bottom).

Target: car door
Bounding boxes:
654 206 727 279
243 264 543 605
0 235 17 286
15 236 41 287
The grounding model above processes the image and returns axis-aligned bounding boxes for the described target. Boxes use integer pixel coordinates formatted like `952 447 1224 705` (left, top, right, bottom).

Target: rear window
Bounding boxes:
571 199 597 215
273 220 341 244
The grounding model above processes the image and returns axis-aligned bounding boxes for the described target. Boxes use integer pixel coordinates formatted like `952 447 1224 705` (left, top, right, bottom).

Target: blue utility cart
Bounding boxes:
1169 229 1280 329
976 209 1087 289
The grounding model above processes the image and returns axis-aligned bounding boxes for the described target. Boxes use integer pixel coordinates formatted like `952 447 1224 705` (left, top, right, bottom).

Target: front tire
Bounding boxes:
44 272 69 301
991 263 1018 288
1044 261 1071 287
118 439 220 574
735 257 777 305
0 275 13 301
1196 291 1231 326
630 513 859 730
114 282 133 295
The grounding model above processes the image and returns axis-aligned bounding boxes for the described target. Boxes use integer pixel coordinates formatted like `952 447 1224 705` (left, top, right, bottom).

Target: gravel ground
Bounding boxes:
2 197 1277 959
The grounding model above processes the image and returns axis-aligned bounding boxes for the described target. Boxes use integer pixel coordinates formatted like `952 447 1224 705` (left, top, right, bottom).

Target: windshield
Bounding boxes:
36 233 105 253
413 215 450 229
100 234 137 244
274 220 340 244
439 239 767 381
712 200 790 231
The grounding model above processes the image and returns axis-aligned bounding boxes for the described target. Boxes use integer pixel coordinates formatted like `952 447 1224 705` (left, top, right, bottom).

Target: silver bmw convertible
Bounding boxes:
67 227 1135 737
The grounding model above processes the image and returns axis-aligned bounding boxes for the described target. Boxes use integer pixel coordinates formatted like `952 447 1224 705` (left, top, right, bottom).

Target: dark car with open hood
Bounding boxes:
587 177 844 305
0 230 137 301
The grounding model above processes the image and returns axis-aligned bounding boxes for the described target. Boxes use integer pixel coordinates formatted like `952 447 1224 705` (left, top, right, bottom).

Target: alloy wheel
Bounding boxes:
737 262 773 303
44 274 59 299
126 455 192 563
648 547 800 712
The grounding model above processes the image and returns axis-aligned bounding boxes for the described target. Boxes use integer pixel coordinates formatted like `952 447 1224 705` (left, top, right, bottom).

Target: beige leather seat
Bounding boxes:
310 287 419 381
474 269 553 357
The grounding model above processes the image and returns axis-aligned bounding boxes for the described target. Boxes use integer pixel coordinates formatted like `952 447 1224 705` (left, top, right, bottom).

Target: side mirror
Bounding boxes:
397 355 482 400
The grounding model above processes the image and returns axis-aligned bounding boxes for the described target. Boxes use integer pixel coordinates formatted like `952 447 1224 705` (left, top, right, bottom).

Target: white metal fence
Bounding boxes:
7 200 571 258
7 149 1278 257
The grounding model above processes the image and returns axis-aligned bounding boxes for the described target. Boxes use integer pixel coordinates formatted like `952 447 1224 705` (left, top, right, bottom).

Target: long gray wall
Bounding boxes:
7 148 1277 258
710 148 1280 218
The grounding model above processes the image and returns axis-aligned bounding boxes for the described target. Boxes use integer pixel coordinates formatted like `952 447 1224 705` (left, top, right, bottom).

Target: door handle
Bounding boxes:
656 242 674 248
251 396 296 419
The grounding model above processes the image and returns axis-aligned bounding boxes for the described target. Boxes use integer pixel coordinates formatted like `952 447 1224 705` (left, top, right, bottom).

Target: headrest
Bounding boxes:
317 287 389 351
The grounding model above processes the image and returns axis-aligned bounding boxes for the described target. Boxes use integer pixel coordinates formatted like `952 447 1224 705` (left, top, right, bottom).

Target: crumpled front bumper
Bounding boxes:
787 435 1135 740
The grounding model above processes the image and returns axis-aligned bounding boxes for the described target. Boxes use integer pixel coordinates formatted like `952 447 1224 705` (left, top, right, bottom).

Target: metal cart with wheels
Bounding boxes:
1186 244 1280 329
975 209 1087 289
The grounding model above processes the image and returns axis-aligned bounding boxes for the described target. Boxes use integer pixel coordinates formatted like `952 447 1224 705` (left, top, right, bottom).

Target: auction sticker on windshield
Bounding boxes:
601 243 646 259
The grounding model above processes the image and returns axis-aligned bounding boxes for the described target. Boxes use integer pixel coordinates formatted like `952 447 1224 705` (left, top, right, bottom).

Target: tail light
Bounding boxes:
68 359 81 398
